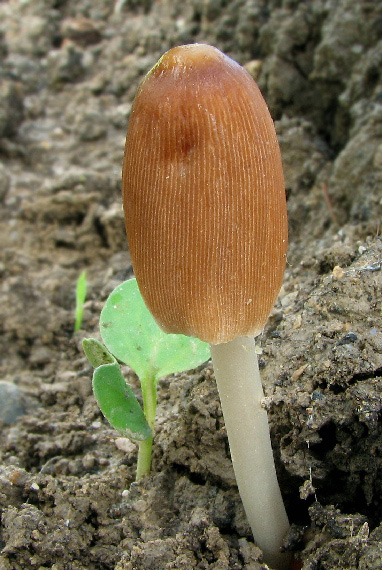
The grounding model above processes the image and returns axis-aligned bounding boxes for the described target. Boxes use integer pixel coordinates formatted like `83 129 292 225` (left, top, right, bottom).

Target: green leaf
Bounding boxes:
82 338 116 368
92 362 151 441
99 279 210 382
76 270 87 304
74 270 87 331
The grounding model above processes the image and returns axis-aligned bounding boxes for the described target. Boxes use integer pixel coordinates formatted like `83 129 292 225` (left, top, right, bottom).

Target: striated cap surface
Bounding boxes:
122 44 287 344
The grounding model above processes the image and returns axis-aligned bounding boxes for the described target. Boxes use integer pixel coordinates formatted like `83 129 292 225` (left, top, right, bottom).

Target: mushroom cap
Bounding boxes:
122 44 287 344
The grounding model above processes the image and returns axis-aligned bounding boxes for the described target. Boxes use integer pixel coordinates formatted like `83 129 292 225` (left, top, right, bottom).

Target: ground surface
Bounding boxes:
0 0 382 569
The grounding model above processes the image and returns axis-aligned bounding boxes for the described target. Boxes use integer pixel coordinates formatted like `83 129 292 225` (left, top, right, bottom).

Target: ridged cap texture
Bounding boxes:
122 44 287 344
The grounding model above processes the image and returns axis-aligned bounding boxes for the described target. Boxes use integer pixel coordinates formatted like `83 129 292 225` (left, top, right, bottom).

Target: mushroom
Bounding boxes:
122 44 290 570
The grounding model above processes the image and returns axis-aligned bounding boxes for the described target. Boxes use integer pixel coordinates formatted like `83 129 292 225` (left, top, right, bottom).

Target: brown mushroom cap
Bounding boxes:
122 44 287 344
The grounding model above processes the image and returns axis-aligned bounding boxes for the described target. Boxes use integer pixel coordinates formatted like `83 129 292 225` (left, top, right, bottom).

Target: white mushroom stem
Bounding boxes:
210 336 291 570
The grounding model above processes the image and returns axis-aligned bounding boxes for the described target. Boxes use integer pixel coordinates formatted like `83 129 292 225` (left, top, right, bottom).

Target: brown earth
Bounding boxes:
0 0 382 569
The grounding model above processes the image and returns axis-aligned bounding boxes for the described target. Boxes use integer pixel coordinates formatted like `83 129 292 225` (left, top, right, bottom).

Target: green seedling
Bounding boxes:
83 278 210 479
74 270 87 332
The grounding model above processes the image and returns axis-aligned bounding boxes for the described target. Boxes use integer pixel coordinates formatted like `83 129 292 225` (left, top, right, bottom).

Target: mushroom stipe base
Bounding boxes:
211 336 291 570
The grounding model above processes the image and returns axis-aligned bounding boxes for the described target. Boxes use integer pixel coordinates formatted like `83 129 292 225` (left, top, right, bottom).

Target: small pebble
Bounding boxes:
115 437 136 453
0 381 26 424
338 332 358 345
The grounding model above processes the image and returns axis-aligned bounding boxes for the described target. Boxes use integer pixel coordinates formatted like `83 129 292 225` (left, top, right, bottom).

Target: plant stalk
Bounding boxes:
136 375 157 480
210 336 291 570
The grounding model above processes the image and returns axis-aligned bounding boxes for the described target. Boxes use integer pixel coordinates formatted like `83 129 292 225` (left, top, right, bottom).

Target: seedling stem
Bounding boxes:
136 374 157 479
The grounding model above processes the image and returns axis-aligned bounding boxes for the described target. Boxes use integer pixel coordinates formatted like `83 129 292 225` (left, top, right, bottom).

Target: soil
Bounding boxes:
1 0 382 569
